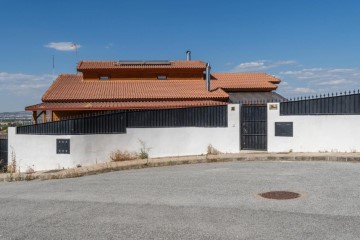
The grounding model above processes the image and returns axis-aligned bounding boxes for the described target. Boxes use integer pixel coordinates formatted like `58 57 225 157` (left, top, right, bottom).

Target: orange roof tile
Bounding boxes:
25 101 227 111
42 74 229 102
77 60 207 70
211 73 279 91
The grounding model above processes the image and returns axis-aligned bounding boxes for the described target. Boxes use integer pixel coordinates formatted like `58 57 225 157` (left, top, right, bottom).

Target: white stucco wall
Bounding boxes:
8 104 240 171
268 102 360 152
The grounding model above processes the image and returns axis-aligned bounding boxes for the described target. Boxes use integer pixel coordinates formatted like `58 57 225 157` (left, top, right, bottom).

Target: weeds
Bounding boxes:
6 149 17 181
207 144 222 155
110 140 151 163
138 139 151 159
110 150 138 162
25 166 35 181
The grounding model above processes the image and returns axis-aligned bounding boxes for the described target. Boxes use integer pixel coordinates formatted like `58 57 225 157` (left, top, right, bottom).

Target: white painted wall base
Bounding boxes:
268 103 360 153
8 105 240 171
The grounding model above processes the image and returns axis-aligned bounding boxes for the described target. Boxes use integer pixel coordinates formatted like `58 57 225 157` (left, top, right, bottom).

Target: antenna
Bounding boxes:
52 55 55 78
71 42 78 73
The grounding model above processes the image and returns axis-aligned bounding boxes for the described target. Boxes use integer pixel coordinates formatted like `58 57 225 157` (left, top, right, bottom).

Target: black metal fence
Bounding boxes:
17 112 127 135
17 105 228 135
0 137 8 172
126 106 227 128
280 91 360 115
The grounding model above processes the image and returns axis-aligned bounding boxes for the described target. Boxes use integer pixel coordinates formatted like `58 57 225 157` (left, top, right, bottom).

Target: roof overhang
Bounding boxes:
25 101 228 111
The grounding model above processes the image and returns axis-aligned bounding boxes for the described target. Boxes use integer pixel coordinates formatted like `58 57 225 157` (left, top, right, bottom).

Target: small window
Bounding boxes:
157 75 167 80
99 76 110 80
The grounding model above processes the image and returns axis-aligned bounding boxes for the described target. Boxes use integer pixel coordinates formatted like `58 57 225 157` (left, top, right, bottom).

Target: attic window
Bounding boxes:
157 75 167 80
99 76 110 80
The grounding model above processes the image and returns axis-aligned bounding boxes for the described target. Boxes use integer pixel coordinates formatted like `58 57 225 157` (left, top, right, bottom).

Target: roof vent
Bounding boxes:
186 50 191 61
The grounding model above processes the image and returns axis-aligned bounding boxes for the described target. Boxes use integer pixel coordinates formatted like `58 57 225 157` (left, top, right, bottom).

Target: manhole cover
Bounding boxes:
259 191 301 200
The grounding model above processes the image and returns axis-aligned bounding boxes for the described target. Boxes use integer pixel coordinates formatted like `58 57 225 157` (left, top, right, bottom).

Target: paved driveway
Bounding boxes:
0 161 360 239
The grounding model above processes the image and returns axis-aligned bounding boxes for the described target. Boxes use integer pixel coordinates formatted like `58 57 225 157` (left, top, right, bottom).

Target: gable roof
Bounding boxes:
77 60 207 71
26 60 282 112
42 74 229 102
211 73 278 91
212 73 281 84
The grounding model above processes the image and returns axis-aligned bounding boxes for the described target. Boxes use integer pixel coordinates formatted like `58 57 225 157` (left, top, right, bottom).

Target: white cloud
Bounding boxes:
45 42 81 51
277 66 360 98
279 68 360 80
0 72 55 95
328 68 354 73
292 87 315 94
317 79 353 86
105 43 113 49
230 60 297 72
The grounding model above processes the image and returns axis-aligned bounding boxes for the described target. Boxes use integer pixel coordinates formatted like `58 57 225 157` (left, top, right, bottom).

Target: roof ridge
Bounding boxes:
78 60 205 62
212 72 270 74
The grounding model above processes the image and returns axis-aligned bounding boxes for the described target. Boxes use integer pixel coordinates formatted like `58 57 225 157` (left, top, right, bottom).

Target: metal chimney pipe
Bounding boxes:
186 50 191 61
206 63 211 91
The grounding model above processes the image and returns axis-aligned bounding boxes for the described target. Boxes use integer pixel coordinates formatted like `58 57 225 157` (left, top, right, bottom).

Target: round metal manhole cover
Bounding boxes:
259 191 301 200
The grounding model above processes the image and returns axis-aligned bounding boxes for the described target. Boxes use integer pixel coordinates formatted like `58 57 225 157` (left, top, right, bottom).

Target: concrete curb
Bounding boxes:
1 153 360 182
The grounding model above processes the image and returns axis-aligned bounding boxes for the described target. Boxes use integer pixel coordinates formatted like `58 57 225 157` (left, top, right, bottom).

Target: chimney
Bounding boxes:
206 63 211 91
186 50 191 61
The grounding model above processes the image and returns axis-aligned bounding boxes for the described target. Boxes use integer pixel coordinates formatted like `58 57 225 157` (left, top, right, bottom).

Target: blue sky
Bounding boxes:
1 0 360 111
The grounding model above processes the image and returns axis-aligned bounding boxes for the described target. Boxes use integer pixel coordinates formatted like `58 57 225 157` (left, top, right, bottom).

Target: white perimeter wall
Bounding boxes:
268 102 360 152
8 104 240 171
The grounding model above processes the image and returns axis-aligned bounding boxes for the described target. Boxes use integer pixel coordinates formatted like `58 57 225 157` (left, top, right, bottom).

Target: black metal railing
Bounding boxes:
17 105 228 135
17 112 127 135
236 99 282 106
280 91 360 115
126 106 227 128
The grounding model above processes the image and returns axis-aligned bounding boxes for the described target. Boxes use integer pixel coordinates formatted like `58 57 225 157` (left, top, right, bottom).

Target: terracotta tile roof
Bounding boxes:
42 74 229 102
77 60 207 70
211 73 279 91
25 100 227 111
212 73 280 82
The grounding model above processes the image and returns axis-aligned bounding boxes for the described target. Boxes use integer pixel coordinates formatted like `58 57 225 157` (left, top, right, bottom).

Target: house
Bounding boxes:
25 54 284 123
7 54 360 171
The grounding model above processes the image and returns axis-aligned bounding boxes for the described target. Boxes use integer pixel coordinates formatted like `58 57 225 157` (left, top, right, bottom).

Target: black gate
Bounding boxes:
241 106 267 150
0 137 8 172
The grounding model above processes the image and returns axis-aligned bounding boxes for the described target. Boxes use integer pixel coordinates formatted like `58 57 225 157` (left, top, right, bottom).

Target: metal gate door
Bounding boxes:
0 138 8 171
241 106 267 150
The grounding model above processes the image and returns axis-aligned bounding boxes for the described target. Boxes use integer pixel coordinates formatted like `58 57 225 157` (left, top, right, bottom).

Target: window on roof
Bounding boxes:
157 75 167 80
99 76 110 80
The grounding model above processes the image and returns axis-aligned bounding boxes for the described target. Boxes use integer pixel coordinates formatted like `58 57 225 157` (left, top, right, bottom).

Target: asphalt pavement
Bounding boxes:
0 161 359 239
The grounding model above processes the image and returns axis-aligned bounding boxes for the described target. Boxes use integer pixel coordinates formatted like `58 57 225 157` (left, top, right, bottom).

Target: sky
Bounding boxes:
1 0 360 111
